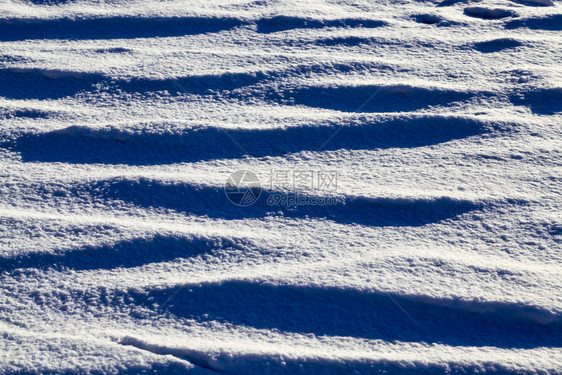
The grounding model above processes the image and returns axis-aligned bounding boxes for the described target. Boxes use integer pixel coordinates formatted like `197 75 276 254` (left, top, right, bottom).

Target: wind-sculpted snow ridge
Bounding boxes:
0 234 250 271
255 16 388 33
261 84 488 112
3 177 486 226
0 0 561 373
463 6 519 19
0 16 247 41
0 67 267 99
14 115 501 164
472 38 524 53
119 335 562 374
505 14 562 30
15 280 562 346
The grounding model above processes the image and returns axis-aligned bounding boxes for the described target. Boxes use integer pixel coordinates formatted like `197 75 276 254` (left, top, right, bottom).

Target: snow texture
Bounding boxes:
0 0 561 373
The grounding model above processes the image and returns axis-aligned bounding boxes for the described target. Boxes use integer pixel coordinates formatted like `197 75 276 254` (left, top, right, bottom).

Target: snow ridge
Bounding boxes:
0 0 561 373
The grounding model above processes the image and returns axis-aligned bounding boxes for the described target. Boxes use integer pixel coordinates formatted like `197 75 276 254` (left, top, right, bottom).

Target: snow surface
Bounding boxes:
0 0 561 373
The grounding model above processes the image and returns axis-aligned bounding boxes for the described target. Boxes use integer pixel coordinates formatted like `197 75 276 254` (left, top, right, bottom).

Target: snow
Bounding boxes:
0 0 561 373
